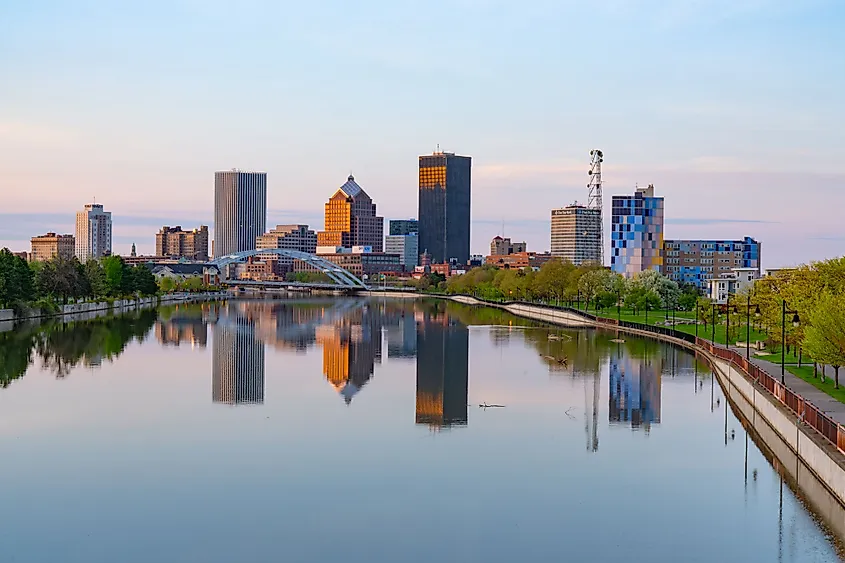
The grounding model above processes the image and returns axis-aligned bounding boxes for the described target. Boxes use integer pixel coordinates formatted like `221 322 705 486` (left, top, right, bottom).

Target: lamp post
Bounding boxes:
617 289 622 321
711 302 717 345
744 294 761 360
781 300 800 385
695 302 699 339
645 299 650 325
726 294 731 347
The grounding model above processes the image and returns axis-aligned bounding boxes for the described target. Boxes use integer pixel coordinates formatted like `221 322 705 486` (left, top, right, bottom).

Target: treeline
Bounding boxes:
445 261 700 312
0 308 158 386
0 249 157 310
447 256 845 387
730 257 845 383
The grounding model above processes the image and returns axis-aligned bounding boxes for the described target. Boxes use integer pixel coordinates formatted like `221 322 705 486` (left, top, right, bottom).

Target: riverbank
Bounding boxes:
366 291 845 512
0 292 222 333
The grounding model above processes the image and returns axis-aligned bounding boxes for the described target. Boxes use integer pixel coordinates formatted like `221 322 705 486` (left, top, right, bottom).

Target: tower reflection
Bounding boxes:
415 311 469 429
212 304 266 405
608 352 662 430
315 303 382 404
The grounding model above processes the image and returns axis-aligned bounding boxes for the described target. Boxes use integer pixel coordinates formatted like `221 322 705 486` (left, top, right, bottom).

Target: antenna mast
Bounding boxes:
587 150 604 265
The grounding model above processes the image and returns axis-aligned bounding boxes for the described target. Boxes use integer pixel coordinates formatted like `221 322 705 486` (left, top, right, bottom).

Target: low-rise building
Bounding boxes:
238 256 286 281
486 251 553 270
707 267 760 303
664 236 760 290
490 236 526 256
156 226 209 261
255 224 318 269
306 247 402 278
30 233 75 262
384 232 419 270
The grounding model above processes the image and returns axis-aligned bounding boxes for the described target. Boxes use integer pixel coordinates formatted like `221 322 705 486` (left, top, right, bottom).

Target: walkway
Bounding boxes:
726 345 845 425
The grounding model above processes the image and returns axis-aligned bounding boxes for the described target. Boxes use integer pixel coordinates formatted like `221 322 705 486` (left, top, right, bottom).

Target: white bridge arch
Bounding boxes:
210 249 368 288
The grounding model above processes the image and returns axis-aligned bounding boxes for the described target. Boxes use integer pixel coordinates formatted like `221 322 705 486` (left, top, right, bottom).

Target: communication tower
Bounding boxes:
587 150 604 265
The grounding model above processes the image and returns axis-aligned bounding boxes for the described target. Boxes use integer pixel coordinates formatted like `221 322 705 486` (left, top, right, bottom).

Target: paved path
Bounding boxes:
726 345 845 425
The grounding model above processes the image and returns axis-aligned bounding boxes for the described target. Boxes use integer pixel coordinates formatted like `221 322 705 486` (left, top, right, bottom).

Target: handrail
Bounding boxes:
460 295 845 455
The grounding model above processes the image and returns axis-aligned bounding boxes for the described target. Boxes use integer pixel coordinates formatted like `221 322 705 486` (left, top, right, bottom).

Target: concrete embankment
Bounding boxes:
0 293 221 333
367 291 845 514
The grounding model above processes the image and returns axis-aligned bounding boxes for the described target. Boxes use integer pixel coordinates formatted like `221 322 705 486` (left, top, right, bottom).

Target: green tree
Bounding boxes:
84 259 107 298
131 265 158 296
158 276 176 293
696 297 716 333
0 248 35 308
102 256 125 296
34 256 84 304
677 284 701 311
802 293 845 389
630 269 680 308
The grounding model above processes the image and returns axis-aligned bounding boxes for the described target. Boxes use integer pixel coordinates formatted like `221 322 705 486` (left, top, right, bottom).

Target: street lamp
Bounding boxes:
694 301 701 339
726 294 732 347
744 294 761 360
781 300 800 385
616 288 622 321
711 302 717 345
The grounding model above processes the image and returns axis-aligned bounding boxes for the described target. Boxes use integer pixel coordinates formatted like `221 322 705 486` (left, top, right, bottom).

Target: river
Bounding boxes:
0 298 843 563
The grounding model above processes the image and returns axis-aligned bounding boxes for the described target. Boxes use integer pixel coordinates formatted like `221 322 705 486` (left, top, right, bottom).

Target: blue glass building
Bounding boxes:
610 184 664 277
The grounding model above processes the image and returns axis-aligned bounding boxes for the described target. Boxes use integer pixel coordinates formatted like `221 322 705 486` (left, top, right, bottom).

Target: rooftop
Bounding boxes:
334 174 368 199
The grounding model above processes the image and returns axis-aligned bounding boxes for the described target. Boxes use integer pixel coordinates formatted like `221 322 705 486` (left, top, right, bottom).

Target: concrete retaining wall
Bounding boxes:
0 293 221 332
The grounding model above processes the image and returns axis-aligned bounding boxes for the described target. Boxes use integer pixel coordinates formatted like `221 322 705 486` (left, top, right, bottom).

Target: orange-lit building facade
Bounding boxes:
317 175 384 252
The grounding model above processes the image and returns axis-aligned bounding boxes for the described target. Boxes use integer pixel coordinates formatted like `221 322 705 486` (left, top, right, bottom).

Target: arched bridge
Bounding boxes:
210 249 368 289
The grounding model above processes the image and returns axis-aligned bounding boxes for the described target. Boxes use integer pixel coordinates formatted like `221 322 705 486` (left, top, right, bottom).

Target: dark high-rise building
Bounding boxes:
212 311 265 405
389 219 419 236
418 152 471 264
415 314 469 428
213 170 267 258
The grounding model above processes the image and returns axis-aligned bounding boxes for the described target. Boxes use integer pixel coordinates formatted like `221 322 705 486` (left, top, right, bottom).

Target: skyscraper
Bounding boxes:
75 203 112 261
418 151 471 264
317 175 384 252
550 205 602 265
610 184 664 277
213 170 267 258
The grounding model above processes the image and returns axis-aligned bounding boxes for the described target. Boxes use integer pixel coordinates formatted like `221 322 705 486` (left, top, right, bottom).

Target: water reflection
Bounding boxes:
609 354 662 430
415 309 469 429
212 306 265 405
3 298 845 562
0 309 158 384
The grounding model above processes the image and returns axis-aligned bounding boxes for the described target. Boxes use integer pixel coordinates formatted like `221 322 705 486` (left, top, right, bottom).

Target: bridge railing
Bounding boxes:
455 294 845 456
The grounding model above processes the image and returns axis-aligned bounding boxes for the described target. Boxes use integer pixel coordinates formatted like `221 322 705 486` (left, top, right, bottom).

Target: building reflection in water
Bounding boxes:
212 305 266 405
315 303 382 404
385 310 417 359
608 352 662 430
156 318 208 349
415 311 469 429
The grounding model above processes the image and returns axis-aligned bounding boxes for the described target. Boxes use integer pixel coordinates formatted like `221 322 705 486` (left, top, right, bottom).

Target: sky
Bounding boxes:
1 0 844 268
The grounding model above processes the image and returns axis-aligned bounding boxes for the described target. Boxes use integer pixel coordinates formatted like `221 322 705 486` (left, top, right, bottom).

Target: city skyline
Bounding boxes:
2 2 844 267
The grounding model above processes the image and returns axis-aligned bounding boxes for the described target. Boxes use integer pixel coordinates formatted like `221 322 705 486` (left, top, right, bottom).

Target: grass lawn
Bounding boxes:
757 351 806 364
787 365 845 404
